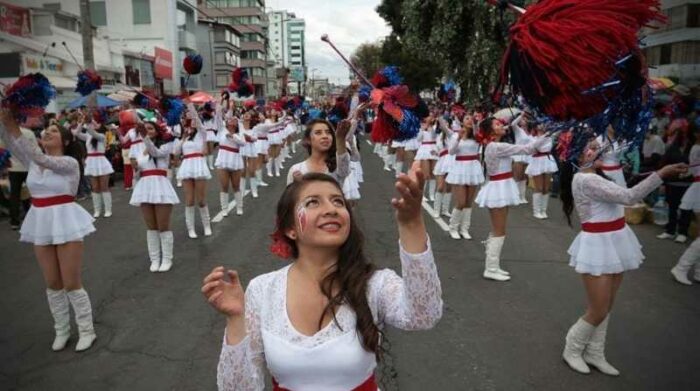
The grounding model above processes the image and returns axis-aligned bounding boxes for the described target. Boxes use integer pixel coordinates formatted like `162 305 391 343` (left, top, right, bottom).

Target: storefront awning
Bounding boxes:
46 75 77 90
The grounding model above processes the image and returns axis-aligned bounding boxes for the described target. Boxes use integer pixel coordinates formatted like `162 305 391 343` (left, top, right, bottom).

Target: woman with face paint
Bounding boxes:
0 109 97 352
215 114 246 217
558 131 687 376
474 117 550 282
202 164 442 391
525 122 559 219
286 115 353 186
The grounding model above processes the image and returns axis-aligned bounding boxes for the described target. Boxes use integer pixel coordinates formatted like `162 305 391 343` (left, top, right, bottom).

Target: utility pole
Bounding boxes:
79 0 95 70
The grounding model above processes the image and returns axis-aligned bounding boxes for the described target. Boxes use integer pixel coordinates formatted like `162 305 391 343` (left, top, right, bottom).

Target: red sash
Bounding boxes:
456 155 478 161
31 195 75 207
140 169 168 177
131 139 143 145
533 152 550 158
489 172 513 181
421 141 436 145
219 146 240 153
439 150 448 157
581 217 625 233
183 153 204 159
258 136 268 140
601 164 622 171
272 375 377 391
694 176 700 183
87 152 104 157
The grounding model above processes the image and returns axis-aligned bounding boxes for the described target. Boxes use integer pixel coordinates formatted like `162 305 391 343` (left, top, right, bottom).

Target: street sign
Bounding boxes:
290 66 304 82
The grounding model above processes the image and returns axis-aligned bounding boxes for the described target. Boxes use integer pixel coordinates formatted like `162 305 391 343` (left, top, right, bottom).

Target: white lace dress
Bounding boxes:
680 144 700 212
75 127 114 176
415 127 439 161
130 139 179 206
596 135 626 187
511 115 533 164
127 128 145 161
286 152 352 186
475 138 546 208
215 131 246 171
568 172 663 275
0 124 95 245
203 107 223 143
525 136 558 176
433 133 457 176
403 134 420 151
176 108 211 180
216 240 443 391
446 138 484 186
239 124 258 158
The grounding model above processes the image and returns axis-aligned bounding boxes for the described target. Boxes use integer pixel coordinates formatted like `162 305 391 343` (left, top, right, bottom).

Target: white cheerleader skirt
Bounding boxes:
404 138 420 151
130 169 180 205
207 130 218 142
255 138 269 155
433 152 454 176
343 170 361 200
525 153 558 176
176 154 212 180
391 139 406 148
415 143 438 160
20 195 96 245
680 181 700 212
242 142 257 158
268 130 283 145
446 157 484 186
475 174 520 208
568 219 643 275
215 146 245 171
351 160 364 183
512 154 531 164
601 165 626 187
84 154 114 177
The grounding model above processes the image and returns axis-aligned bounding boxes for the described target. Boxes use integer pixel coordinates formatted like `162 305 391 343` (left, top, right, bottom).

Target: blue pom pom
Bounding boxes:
381 66 402 87
358 85 372 102
396 109 420 141
1 73 56 122
162 97 185 126
75 70 102 96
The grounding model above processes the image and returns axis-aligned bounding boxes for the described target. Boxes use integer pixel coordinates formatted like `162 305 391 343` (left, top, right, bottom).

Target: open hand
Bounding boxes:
392 161 426 224
201 266 245 318
657 163 688 179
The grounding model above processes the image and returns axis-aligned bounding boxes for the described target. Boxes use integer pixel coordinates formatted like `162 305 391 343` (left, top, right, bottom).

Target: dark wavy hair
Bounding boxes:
303 119 337 173
46 124 84 171
90 124 108 150
275 173 381 356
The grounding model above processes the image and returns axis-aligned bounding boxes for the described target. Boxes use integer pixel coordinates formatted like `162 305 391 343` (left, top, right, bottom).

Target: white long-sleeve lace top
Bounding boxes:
595 134 623 167
483 138 546 176
74 126 107 154
216 240 443 391
572 172 662 223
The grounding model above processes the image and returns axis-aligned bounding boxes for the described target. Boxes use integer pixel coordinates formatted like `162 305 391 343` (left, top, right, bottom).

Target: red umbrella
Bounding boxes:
188 91 215 104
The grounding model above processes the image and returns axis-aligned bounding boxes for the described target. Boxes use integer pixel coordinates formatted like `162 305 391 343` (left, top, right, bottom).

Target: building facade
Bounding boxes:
267 10 306 95
644 0 700 86
198 0 268 97
196 18 241 94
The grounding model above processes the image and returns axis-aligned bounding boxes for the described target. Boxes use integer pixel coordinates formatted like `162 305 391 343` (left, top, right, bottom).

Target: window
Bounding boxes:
689 4 700 28
659 44 672 65
132 0 151 25
90 1 107 26
216 74 229 88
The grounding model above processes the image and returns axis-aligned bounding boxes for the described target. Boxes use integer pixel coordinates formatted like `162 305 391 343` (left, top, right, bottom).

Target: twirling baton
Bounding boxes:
320 34 374 88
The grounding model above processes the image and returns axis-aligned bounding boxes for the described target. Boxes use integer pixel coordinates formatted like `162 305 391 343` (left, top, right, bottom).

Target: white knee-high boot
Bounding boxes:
207 154 214 169
256 169 268 186
448 208 462 240
582 315 620 376
158 231 174 272
442 193 452 217
266 160 273 176
395 161 404 178
220 192 230 217
483 235 510 281
432 192 443 218
518 180 528 204
562 318 595 374
67 288 96 352
671 237 700 285
541 194 550 219
532 193 544 219
185 206 197 239
200 205 212 236
91 193 102 218
102 192 112 217
275 156 282 176
46 288 70 351
460 208 472 239
147 229 161 272
250 176 259 198
235 191 243 215
428 179 437 201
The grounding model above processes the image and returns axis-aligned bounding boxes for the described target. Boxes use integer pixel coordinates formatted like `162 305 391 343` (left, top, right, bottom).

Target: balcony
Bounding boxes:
204 6 264 17
241 41 265 51
241 59 266 68
178 29 197 51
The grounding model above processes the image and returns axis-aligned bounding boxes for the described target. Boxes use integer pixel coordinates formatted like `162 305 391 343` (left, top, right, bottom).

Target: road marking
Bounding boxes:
421 199 450 232
366 139 372 146
212 190 250 223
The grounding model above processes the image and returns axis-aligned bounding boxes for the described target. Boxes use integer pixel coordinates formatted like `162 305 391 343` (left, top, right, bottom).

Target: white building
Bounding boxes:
267 10 305 95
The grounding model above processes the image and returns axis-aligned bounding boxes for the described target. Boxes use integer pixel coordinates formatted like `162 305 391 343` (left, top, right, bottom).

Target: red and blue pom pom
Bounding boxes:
358 85 372 103
76 69 103 96
371 66 402 89
183 54 203 75
160 97 185 126
229 68 254 97
1 73 56 122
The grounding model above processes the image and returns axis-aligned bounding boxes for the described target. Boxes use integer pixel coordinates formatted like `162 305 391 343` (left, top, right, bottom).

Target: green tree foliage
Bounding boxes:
380 35 442 93
350 42 384 82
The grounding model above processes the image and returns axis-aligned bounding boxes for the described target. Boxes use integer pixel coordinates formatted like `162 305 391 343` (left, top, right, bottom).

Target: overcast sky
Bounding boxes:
266 0 391 85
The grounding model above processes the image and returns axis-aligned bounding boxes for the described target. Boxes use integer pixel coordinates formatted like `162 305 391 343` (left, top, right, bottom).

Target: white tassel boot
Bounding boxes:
428 179 437 201
582 315 620 376
671 237 700 285
158 231 174 272
46 289 71 351
220 192 229 217
518 180 528 204
266 160 273 177
541 193 550 219
250 176 259 198
67 288 96 352
275 156 282 176
460 208 472 240
532 193 544 219
235 191 244 215
442 193 452 217
448 209 462 240
102 192 112 217
562 318 595 374
147 229 161 272
207 154 214 169
483 236 510 281
395 161 404 178
432 192 443 218
91 193 102 218
200 205 213 236
185 206 198 239
256 169 268 186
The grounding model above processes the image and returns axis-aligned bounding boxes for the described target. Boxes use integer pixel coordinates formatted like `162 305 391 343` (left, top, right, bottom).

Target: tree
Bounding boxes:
380 35 442 93
350 42 384 82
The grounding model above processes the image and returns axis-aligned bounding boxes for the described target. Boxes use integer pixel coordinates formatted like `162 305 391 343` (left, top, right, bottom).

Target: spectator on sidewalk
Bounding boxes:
0 123 38 230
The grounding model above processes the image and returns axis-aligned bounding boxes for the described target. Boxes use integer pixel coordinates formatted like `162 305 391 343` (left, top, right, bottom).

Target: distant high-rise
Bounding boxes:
267 10 306 94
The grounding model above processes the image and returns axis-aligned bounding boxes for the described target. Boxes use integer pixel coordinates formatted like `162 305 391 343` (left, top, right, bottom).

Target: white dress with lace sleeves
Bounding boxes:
129 139 179 206
0 124 95 245
216 239 442 391
680 144 700 212
215 132 246 171
81 127 114 176
567 172 663 275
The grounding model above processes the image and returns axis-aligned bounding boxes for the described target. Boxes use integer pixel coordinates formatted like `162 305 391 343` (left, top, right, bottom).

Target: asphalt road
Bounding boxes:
1 141 698 391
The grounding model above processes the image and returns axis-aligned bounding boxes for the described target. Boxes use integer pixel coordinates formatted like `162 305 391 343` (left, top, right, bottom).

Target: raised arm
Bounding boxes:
85 122 106 141
489 137 547 158
143 137 172 158
511 114 531 144
581 171 663 206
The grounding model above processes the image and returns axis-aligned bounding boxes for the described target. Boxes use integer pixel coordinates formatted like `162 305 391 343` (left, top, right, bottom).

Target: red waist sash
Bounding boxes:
421 141 436 145
258 137 268 141
581 217 625 233
601 164 622 171
489 172 513 181
456 154 479 161
694 176 700 182
140 169 168 177
533 152 550 158
87 152 105 157
183 153 204 159
31 195 75 207
219 146 240 153
131 140 143 145
439 150 448 157
272 375 377 391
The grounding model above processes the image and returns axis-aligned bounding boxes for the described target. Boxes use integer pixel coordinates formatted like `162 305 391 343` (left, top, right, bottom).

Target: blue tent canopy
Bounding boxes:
68 94 122 109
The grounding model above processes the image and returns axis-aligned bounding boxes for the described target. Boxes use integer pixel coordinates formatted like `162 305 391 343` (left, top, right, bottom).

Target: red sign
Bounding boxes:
154 47 173 80
0 1 31 37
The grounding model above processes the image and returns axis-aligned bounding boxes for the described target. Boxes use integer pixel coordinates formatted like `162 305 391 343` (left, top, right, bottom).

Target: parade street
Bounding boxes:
1 145 698 391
